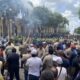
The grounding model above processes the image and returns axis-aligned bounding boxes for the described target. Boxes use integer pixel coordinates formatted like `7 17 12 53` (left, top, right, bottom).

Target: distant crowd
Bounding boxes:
0 38 80 80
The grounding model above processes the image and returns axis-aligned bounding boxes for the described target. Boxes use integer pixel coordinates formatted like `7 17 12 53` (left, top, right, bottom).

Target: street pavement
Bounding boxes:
19 69 24 80
6 69 25 80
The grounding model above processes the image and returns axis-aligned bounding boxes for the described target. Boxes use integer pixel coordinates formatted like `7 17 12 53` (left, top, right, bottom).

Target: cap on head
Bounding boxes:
43 42 46 44
53 56 63 65
31 49 37 55
30 44 34 47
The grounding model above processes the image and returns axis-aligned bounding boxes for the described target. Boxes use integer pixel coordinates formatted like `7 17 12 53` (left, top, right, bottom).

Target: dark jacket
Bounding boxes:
7 52 19 68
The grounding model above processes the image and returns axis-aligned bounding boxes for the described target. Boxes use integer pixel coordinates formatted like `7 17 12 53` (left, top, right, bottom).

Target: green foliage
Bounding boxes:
74 27 80 34
13 36 23 43
49 12 69 28
0 1 69 35
32 7 69 29
32 7 51 26
0 0 23 19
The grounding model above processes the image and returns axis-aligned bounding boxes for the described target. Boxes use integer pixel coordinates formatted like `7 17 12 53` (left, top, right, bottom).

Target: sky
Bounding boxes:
21 0 80 34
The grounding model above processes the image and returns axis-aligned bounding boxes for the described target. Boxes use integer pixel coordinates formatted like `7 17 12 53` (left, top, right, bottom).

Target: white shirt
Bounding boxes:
57 67 67 80
26 57 42 77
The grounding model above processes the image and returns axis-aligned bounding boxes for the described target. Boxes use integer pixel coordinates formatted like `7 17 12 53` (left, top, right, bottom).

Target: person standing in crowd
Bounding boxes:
37 44 44 58
0 61 4 80
43 46 62 70
57 50 70 68
5 42 13 56
70 44 78 66
42 42 48 58
40 70 55 80
0 46 6 76
56 59 67 80
42 46 58 80
43 46 55 70
26 49 42 80
7 48 20 80
43 44 67 80
71 50 80 80
22 49 31 80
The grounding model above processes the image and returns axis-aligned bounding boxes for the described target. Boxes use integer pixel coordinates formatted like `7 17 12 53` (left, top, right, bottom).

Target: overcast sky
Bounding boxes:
22 0 80 34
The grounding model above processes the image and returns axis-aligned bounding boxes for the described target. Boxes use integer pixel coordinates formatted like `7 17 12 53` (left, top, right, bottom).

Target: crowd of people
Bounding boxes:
0 38 80 80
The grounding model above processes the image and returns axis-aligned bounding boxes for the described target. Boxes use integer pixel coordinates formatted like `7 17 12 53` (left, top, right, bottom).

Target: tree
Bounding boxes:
74 8 80 34
32 7 51 26
48 12 69 33
0 0 25 37
30 6 69 37
29 6 51 37
0 0 22 18
74 27 80 34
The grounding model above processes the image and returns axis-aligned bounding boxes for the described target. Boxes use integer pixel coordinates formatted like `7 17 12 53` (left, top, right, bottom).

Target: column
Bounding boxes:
9 19 13 39
1 17 3 37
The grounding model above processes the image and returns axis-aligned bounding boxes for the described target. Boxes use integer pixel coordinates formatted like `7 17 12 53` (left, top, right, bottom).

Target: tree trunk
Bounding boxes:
54 27 57 33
